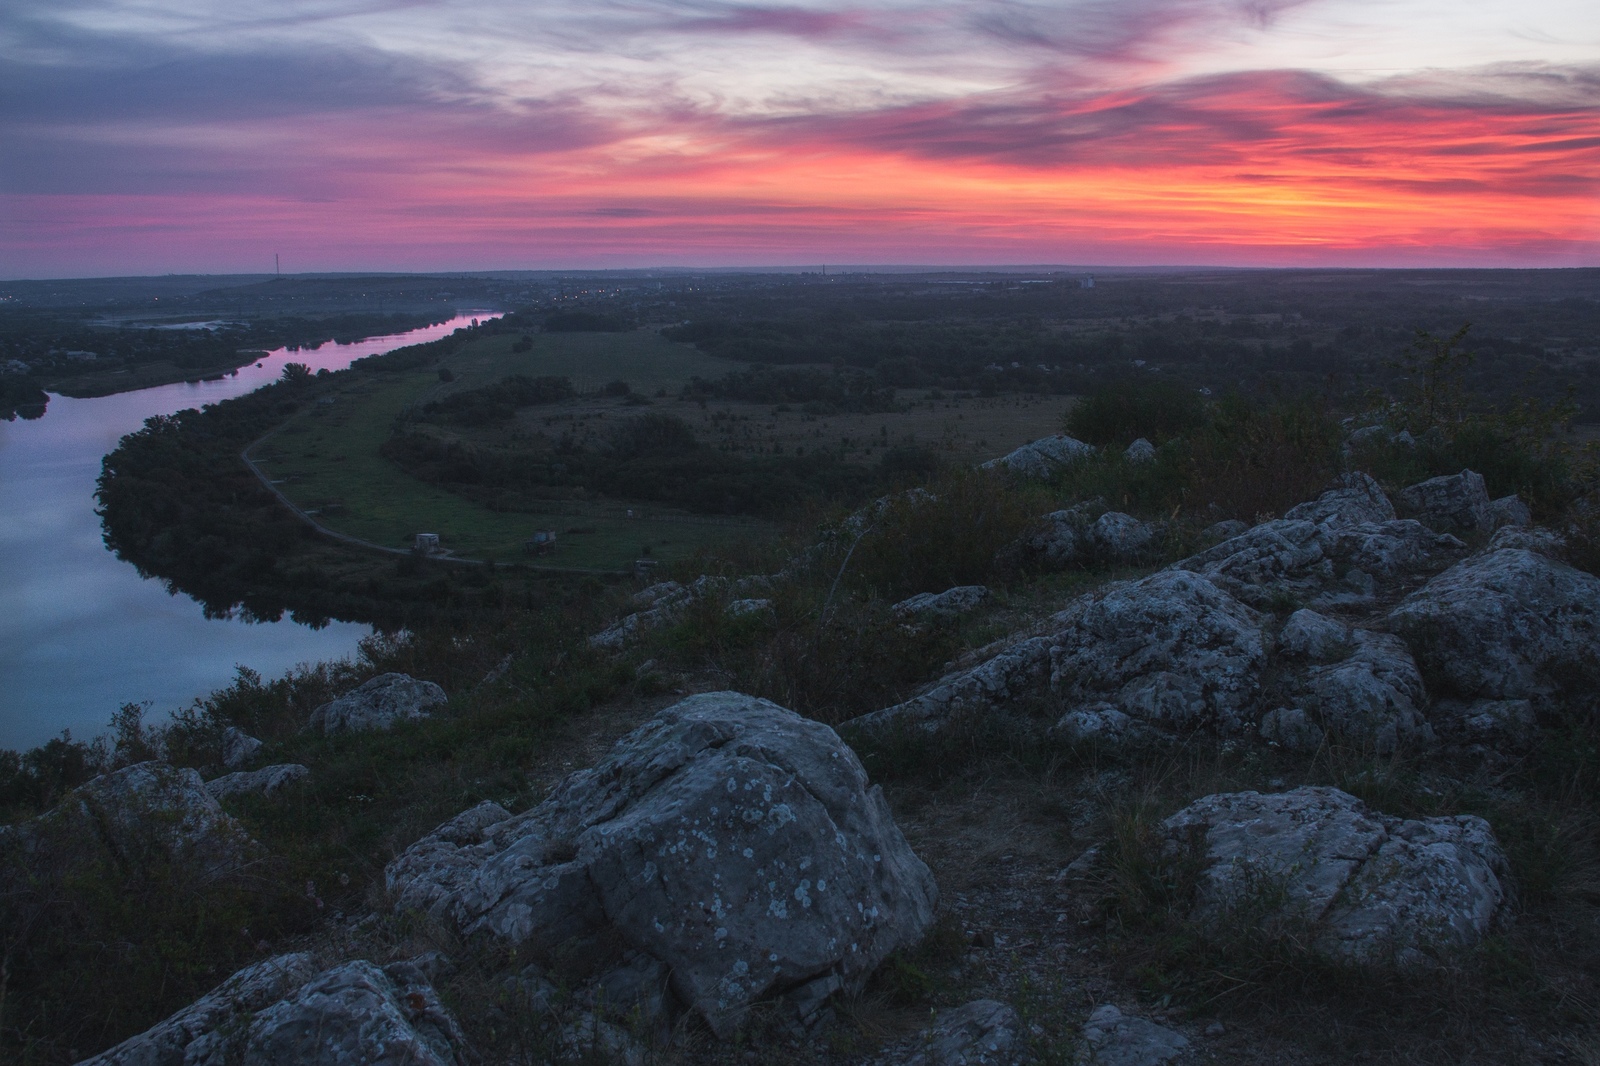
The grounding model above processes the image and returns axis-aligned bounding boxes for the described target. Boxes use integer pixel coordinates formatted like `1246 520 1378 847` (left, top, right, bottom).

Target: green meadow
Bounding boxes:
250 330 770 568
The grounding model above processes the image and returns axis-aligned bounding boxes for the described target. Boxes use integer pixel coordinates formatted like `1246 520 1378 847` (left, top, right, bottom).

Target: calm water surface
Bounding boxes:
0 313 495 750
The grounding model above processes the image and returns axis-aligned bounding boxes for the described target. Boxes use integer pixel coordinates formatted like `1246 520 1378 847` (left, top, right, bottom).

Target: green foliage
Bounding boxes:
1066 379 1208 446
417 374 573 425
543 310 630 332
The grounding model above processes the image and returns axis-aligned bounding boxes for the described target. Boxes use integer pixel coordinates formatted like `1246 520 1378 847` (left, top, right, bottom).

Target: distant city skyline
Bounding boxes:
2 0 1596 276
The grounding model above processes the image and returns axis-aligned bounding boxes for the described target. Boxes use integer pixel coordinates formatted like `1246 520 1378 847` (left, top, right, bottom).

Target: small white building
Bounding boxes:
414 533 441 553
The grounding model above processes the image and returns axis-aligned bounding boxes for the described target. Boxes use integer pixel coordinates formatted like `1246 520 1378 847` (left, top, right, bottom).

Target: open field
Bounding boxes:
253 329 1073 569
251 335 771 568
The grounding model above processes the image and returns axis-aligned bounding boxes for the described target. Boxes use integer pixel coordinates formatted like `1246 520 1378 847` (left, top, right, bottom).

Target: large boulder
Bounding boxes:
1162 786 1510 965
1387 548 1600 702
854 569 1266 741
1283 471 1396 528
385 692 938 1036
220 727 263 770
1277 613 1433 753
78 955 468 1066
1398 470 1492 532
5 762 256 880
981 434 1096 479
309 673 446 734
893 585 991 622
1090 512 1157 563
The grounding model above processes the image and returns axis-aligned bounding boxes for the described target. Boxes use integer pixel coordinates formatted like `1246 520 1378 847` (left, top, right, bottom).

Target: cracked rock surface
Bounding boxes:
309 673 447 734
386 691 938 1036
1162 786 1510 965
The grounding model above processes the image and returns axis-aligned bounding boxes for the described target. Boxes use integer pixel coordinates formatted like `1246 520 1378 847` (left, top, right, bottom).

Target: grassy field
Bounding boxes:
252 328 1074 569
252 332 770 569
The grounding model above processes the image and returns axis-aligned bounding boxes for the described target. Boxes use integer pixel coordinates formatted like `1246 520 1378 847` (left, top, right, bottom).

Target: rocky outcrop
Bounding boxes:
1077 1004 1188 1066
1162 786 1510 965
909 999 1022 1066
386 692 938 1037
220 727 262 770
5 762 256 880
1398 470 1492 532
1091 512 1157 562
79 955 469 1066
1489 495 1532 530
589 575 771 651
1387 548 1600 702
981 434 1096 479
1276 612 1433 753
309 673 446 734
205 764 310 800
1282 471 1396 528
1005 503 1100 571
894 585 991 622
855 569 1266 742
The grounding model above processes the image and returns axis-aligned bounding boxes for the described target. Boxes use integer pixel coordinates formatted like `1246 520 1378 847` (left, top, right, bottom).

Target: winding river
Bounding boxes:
0 313 495 751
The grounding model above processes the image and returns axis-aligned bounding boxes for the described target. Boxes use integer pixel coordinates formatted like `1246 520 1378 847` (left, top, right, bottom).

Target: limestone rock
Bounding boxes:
1387 548 1600 701
1277 609 1348 660
589 575 770 650
221 959 469 1066
309 673 446 734
220 727 262 770
1398 470 1492 532
981 434 1097 479
1295 631 1433 753
893 585 991 621
725 597 773 619
1124 438 1157 464
76 952 321 1066
910 998 1022 1066
1200 519 1248 543
1004 503 1101 570
1091 512 1156 562
856 569 1266 740
385 692 938 1037
205 764 310 800
1162 786 1510 965
1489 495 1533 530
1077 1004 1188 1066
9 762 256 880
1488 524 1565 558
1283 471 1396 528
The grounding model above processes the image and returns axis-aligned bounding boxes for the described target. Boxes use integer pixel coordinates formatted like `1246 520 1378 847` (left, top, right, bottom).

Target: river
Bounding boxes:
0 312 497 751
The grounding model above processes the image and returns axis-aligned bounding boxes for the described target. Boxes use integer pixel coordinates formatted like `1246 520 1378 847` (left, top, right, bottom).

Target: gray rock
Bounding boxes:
1257 707 1324 752
1091 512 1156 562
589 952 674 1025
1398 470 1492 532
205 764 310 800
725 597 773 619
1200 519 1248 543
981 434 1097 479
1162 786 1510 965
1296 631 1433 753
1431 698 1538 748
205 959 469 1066
894 585 991 621
1007 503 1101 570
1124 438 1157 464
76 952 321 1066
1284 471 1396 528
856 569 1266 740
220 727 262 770
309 673 446 734
1488 524 1565 557
1077 1004 1188 1066
1277 609 1348 660
1489 495 1533 530
14 762 257 880
910 998 1022 1065
1388 548 1600 701
385 692 938 1037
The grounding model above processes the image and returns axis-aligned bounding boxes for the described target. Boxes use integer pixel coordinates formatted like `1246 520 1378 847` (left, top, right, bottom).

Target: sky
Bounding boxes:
2 0 1597 275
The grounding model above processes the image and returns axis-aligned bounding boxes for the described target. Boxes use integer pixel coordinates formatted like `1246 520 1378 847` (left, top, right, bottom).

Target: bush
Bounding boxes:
1067 379 1209 446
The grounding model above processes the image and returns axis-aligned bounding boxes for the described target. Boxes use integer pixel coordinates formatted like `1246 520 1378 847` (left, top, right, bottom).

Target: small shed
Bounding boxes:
414 532 441 554
633 558 660 579
524 530 557 555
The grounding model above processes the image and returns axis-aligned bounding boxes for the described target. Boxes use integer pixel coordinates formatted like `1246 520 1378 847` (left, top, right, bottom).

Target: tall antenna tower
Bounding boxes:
275 253 280 277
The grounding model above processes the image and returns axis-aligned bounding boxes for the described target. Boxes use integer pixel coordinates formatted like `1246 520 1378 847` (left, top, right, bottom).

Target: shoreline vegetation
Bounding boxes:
5 270 1600 1064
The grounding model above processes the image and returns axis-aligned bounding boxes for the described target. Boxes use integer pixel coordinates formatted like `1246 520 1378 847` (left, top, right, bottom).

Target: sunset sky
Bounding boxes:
3 0 1597 275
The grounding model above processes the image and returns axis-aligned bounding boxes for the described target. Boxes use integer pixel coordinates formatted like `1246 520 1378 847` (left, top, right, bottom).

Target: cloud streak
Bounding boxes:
1 0 1596 272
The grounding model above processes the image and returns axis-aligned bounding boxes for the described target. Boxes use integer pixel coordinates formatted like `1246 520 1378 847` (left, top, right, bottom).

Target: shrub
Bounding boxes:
1067 379 1209 446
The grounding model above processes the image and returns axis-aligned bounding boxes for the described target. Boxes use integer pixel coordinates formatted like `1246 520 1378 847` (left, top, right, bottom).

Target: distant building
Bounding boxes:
414 533 441 553
1080 275 1095 289
524 530 557 555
